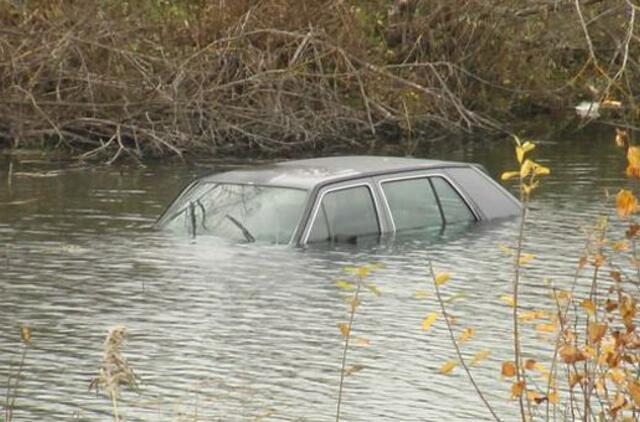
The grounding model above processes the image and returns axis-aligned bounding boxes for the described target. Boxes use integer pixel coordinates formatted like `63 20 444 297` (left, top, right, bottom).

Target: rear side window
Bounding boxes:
445 167 520 219
381 178 442 232
430 177 475 224
308 186 379 243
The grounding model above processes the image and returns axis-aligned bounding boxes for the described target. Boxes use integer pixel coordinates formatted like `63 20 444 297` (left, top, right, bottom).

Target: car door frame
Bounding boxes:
299 177 391 246
373 169 480 233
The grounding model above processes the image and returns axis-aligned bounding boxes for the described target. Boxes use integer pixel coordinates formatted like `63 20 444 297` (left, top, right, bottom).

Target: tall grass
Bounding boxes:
89 325 138 422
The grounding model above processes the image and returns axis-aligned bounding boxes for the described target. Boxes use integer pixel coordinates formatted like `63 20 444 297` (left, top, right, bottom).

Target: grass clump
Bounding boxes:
89 325 139 422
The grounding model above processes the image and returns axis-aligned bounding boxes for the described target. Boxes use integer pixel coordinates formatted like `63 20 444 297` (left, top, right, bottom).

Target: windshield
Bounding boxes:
159 183 308 245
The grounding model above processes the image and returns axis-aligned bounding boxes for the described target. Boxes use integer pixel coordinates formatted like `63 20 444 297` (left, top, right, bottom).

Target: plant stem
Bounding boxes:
513 188 528 421
5 344 28 422
429 261 501 422
111 393 119 422
335 273 362 422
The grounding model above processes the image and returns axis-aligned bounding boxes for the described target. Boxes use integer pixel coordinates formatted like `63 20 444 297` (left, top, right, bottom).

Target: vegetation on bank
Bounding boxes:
0 0 637 161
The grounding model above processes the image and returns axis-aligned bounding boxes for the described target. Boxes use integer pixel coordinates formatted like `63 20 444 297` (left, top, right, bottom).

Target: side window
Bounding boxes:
308 185 379 243
381 178 442 232
430 177 475 224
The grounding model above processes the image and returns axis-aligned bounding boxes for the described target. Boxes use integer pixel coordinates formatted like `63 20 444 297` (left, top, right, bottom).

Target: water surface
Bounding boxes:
0 127 633 420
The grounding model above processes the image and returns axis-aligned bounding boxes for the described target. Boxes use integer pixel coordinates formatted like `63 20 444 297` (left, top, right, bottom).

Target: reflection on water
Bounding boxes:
0 128 632 420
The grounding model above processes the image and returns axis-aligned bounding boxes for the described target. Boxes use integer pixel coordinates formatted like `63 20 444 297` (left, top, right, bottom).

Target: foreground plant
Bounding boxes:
89 325 138 422
433 136 640 420
429 264 501 421
501 136 550 419
3 326 31 422
335 263 382 422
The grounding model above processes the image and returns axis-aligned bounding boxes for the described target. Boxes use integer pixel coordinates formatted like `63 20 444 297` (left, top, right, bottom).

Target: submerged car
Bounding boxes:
156 156 520 246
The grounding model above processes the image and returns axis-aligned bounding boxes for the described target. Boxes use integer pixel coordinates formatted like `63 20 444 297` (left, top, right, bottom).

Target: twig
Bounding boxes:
429 261 501 422
512 187 528 421
335 272 362 422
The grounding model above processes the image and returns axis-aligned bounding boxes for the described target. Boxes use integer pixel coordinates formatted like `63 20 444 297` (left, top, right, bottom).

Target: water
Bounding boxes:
0 127 634 420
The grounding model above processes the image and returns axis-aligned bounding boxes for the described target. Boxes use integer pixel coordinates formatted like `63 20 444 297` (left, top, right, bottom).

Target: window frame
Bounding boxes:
377 172 478 233
157 181 310 246
301 181 383 245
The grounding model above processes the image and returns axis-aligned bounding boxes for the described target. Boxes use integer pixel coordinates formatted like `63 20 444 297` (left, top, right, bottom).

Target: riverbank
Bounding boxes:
0 1 636 162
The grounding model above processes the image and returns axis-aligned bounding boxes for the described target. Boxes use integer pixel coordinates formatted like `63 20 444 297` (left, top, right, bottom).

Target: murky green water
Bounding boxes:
0 126 634 420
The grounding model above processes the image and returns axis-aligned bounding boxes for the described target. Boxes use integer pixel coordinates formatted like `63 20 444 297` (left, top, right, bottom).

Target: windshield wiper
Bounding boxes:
225 214 256 243
189 201 197 239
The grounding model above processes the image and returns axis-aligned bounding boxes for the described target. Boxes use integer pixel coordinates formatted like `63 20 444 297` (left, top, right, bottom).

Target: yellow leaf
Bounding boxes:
518 310 549 322
368 262 385 270
518 253 535 266
595 377 606 396
533 362 550 376
364 282 381 296
610 368 626 385
552 290 572 301
412 289 432 299
583 345 597 359
434 272 450 286
497 243 514 256
500 294 515 307
521 159 536 178
520 158 549 180
457 328 475 344
629 380 640 407
588 322 607 344
534 163 550 176
569 372 584 389
548 390 559 404
615 128 628 147
501 171 520 181
516 142 535 164
502 361 517 378
354 337 370 347
444 292 467 304
21 326 31 344
527 390 545 403
357 266 370 278
523 182 538 195
596 215 609 231
602 99 622 108
421 312 438 332
524 359 537 370
511 381 525 399
559 345 588 364
535 322 557 333
580 299 596 316
345 364 365 376
470 350 490 366
620 294 637 330
612 240 629 251
611 393 626 416
338 323 350 337
347 297 361 312
616 189 638 218
440 360 457 374
627 146 640 178
335 280 355 291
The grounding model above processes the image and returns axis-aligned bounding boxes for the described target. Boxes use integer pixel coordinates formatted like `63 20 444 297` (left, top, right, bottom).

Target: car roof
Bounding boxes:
201 155 472 190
